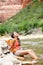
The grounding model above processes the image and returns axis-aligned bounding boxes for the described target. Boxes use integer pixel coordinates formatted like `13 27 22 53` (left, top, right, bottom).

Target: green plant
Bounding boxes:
0 25 6 35
0 1 43 35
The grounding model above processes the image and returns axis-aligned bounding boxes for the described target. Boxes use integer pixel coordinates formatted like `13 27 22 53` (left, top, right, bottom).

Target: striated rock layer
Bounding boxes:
0 0 31 22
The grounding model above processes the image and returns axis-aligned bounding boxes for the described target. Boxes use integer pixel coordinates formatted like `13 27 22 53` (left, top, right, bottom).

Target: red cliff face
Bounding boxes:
22 0 31 7
0 0 31 22
0 0 31 5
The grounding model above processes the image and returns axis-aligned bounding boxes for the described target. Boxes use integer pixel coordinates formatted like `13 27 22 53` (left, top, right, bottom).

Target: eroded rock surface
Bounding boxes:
0 0 31 22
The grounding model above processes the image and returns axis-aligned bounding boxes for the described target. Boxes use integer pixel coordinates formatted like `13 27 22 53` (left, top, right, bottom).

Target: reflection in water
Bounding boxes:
21 41 43 45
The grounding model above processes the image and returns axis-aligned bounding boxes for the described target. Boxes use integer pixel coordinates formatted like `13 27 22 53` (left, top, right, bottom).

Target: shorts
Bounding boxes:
14 48 29 56
15 49 24 56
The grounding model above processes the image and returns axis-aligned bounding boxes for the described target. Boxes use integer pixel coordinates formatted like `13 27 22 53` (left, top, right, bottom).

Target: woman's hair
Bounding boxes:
11 32 14 38
11 32 21 45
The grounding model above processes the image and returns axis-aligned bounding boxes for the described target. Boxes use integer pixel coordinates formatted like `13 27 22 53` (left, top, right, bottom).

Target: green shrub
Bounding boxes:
0 1 43 35
0 25 6 35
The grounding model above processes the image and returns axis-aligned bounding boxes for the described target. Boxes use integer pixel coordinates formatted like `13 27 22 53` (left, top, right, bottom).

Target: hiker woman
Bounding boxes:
6 32 38 61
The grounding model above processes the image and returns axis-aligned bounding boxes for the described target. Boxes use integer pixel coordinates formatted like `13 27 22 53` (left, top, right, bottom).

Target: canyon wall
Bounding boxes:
0 0 31 22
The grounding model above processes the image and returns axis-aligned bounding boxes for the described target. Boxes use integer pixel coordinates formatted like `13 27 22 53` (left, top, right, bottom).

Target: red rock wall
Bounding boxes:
22 0 31 7
0 5 23 22
0 0 31 22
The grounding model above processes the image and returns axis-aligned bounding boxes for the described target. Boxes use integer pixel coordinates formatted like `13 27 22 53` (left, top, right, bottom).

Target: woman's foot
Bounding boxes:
22 60 38 64
16 56 25 60
31 60 38 64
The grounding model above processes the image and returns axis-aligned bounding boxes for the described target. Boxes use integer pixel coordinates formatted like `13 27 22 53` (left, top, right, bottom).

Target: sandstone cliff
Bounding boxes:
0 0 31 22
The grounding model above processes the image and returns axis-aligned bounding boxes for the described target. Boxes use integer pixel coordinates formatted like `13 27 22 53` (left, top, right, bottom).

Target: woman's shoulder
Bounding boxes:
6 39 13 45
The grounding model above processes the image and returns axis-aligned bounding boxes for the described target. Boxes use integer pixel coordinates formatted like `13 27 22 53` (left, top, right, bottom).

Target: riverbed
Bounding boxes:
0 36 43 65
21 38 43 65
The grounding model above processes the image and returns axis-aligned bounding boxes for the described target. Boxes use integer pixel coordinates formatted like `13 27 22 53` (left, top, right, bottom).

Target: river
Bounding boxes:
21 38 43 65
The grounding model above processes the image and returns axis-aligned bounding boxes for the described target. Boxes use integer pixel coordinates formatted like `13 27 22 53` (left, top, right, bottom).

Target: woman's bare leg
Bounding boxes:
18 49 38 60
27 49 38 60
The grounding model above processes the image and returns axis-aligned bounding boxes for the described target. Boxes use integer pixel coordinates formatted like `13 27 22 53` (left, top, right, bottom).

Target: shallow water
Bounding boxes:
21 39 43 65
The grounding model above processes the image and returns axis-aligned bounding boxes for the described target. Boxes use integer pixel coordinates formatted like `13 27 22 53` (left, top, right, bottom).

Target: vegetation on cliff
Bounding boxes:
0 0 43 35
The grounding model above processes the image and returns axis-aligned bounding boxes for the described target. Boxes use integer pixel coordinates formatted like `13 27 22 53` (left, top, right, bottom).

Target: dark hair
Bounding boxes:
17 37 21 46
11 32 21 46
11 33 14 38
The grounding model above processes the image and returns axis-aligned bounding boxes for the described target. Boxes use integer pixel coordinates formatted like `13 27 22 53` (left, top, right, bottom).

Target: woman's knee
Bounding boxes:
28 49 33 52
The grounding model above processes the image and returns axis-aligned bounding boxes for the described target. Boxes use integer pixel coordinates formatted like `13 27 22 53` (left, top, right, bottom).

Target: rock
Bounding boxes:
2 61 13 65
0 0 31 22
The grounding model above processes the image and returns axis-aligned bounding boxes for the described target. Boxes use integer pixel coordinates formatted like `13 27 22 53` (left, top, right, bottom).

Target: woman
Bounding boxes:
7 32 38 61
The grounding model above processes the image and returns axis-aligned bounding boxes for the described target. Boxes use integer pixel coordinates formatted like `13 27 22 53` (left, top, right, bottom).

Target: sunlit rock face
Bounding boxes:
0 0 22 4
0 0 31 4
0 0 31 22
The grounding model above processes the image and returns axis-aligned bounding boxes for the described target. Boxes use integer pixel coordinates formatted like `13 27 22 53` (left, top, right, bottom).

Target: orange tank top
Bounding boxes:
6 39 20 53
